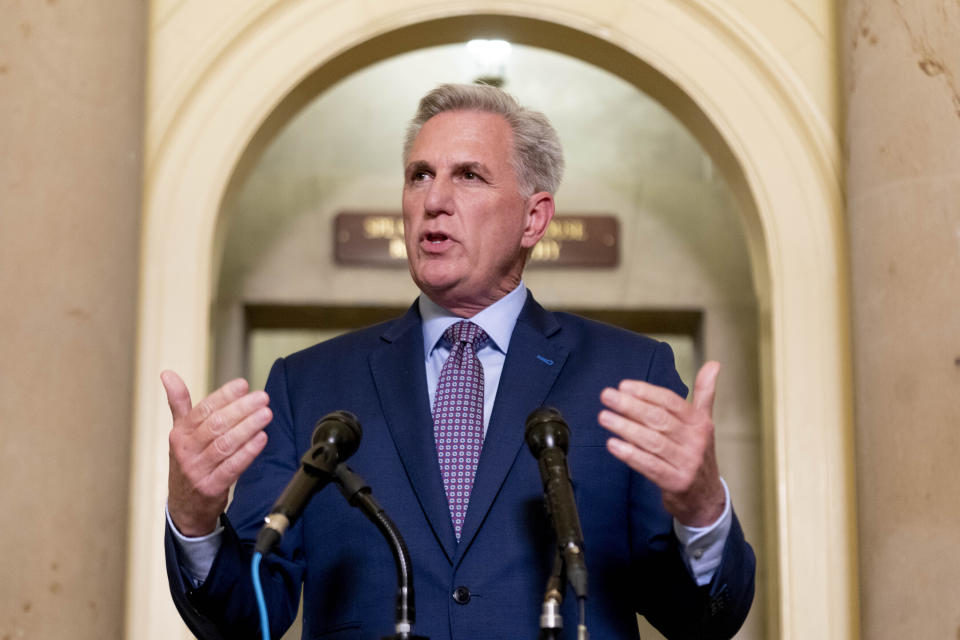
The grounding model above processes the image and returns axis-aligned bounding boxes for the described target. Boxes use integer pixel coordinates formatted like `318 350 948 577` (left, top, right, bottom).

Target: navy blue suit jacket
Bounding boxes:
166 293 754 639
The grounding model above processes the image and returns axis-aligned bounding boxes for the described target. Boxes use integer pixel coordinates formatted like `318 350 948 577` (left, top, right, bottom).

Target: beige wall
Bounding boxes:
845 2 960 638
0 1 145 638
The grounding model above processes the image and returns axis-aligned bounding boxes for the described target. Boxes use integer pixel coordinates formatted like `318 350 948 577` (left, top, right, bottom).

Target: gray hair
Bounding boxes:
403 83 564 196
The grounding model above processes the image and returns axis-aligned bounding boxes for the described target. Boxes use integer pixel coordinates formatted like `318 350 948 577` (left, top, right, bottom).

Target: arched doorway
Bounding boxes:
129 4 855 639
215 39 764 639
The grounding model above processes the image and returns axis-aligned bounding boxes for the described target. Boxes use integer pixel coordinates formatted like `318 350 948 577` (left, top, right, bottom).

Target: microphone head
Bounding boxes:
525 406 570 457
312 410 363 461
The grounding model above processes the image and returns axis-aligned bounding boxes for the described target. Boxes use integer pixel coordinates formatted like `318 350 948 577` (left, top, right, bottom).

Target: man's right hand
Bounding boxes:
162 371 272 537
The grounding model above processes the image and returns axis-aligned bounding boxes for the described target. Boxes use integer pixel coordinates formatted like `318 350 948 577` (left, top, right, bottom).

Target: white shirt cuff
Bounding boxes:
165 503 223 585
672 477 732 586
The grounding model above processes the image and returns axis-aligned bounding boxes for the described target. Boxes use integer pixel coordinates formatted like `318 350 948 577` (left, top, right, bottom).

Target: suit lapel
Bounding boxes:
369 304 458 562
455 295 568 563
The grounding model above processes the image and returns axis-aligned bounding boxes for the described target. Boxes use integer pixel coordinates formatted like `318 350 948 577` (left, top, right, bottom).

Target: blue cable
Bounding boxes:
252 551 271 640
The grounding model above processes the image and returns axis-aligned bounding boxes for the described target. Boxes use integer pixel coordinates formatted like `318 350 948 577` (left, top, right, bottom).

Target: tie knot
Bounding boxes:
444 320 488 350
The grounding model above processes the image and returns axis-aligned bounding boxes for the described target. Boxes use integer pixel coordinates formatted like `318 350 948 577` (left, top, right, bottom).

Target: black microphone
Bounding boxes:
255 410 362 554
525 407 588 600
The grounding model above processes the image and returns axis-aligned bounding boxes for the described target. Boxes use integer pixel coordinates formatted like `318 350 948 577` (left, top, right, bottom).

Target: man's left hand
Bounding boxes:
598 361 725 527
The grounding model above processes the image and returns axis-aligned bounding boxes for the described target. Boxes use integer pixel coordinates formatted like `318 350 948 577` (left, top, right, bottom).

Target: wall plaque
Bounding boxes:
334 212 618 268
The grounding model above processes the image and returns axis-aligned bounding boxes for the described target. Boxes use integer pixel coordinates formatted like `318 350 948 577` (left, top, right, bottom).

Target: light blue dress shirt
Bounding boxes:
419 280 528 433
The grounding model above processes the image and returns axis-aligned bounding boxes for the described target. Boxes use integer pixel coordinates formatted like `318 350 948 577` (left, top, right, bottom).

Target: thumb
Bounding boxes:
692 361 721 417
160 370 193 422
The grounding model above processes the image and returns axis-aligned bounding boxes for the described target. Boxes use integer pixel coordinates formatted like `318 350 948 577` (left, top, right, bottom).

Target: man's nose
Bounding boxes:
423 175 453 216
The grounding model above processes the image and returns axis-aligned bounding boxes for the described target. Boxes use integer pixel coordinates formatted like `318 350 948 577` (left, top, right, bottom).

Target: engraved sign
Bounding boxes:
334 212 618 268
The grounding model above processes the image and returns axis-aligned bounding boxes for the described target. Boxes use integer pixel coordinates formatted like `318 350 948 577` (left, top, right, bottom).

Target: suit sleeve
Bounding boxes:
630 341 756 639
163 357 305 639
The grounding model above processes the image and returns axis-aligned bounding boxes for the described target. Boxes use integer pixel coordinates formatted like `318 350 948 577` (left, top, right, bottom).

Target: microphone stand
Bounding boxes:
538 551 589 640
334 465 428 640
538 551 565 640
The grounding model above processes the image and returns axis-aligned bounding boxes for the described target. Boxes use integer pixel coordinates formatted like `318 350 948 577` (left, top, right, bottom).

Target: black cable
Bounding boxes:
334 465 416 634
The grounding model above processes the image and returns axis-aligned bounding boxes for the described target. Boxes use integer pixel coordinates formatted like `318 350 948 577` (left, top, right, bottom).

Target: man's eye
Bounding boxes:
463 171 478 180
411 171 428 181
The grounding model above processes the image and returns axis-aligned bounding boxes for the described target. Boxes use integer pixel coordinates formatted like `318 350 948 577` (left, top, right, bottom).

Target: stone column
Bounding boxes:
845 1 960 638
0 1 145 637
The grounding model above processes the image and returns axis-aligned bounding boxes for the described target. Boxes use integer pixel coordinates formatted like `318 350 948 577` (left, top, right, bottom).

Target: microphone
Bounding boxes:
255 410 362 554
525 407 588 600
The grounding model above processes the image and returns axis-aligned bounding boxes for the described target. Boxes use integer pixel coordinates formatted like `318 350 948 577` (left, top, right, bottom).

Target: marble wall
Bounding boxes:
845 2 960 638
0 1 145 638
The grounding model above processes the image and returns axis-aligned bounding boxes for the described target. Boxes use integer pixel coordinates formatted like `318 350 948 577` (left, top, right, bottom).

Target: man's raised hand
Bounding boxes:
598 361 726 527
162 371 272 536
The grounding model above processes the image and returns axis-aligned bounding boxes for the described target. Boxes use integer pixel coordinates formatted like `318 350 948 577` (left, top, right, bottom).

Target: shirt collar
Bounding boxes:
419 282 528 358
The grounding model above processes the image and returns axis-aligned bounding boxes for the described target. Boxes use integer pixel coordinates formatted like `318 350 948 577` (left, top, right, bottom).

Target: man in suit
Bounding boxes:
163 83 755 639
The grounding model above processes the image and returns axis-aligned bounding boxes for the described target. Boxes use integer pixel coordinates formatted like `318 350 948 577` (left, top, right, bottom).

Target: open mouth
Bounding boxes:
424 232 449 244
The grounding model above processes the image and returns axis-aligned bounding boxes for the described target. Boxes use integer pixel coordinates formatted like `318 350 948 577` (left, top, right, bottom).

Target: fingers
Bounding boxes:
206 430 269 492
598 408 694 489
160 370 192 421
165 376 266 462
606 437 684 492
194 389 270 445
173 392 272 479
691 361 720 416
613 378 693 422
198 398 272 466
190 378 250 428
599 386 689 442
161 373 253 433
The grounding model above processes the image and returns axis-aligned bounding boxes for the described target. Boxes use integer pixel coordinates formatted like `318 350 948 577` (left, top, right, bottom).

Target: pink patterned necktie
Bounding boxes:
432 320 488 540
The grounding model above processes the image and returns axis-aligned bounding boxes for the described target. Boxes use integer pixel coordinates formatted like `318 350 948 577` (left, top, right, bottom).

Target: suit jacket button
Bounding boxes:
452 586 471 604
709 584 730 617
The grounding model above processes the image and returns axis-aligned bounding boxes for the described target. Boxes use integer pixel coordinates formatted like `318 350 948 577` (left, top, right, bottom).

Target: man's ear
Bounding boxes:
520 192 555 249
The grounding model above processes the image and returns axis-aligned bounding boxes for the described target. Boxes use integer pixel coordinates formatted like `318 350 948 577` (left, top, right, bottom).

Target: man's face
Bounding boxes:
402 110 553 316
